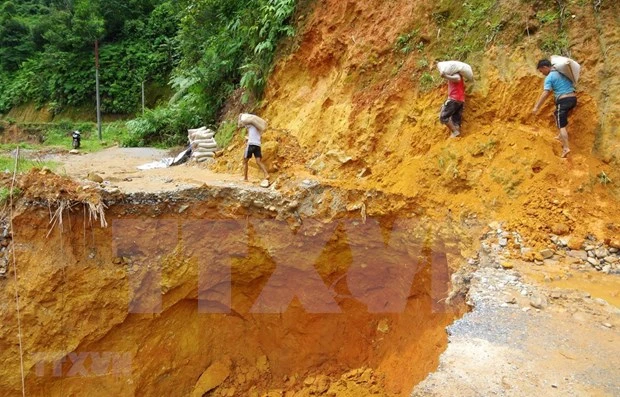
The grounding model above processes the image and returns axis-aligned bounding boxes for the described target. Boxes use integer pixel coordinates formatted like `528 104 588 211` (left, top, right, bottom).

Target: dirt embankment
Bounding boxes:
216 0 620 249
0 172 476 396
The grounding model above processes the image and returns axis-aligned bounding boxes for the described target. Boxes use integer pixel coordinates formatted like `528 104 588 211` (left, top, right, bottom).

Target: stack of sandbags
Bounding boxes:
551 55 581 84
238 113 267 132
188 126 218 163
437 61 474 81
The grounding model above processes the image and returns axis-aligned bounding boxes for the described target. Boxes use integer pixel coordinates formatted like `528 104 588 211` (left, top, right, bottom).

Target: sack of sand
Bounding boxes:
437 61 474 81
238 114 267 132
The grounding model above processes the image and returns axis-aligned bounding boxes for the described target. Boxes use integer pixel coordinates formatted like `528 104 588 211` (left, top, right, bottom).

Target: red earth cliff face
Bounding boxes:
217 0 620 247
0 178 467 396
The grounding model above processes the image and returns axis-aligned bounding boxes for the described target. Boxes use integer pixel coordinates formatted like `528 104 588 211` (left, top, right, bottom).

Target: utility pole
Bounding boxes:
95 40 102 140
142 81 145 115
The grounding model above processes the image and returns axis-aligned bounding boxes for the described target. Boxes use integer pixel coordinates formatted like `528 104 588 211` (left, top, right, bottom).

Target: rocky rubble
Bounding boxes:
414 262 620 396
415 226 620 397
477 221 620 274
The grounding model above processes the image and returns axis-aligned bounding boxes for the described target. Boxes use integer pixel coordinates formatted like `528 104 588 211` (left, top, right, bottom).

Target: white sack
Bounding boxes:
193 145 217 151
437 61 474 81
190 131 215 140
191 138 216 146
238 113 267 132
195 142 217 150
551 55 581 84
193 151 215 158
188 126 208 134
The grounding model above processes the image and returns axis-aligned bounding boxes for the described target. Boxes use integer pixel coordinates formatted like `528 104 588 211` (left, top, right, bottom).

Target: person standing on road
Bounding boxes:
240 115 270 183
532 59 577 158
439 71 466 138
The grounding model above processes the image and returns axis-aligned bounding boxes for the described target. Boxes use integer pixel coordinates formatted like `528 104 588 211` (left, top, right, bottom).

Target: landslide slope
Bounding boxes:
220 0 620 246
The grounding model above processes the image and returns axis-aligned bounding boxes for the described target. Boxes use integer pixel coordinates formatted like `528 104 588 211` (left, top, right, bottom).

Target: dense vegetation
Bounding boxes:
1 0 576 147
0 0 297 145
0 0 179 115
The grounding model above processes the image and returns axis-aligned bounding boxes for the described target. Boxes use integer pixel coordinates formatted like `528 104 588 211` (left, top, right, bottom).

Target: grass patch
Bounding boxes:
394 28 423 55
437 148 460 178
0 142 38 150
419 72 438 92
598 171 612 185
470 138 499 158
215 121 237 148
0 155 58 173
536 9 559 24
490 167 523 196
43 120 130 152
432 0 516 60
539 33 570 56
0 186 21 206
0 120 130 152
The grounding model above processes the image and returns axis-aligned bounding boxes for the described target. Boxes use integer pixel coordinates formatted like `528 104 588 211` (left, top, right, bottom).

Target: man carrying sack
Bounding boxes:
238 113 270 186
437 61 473 138
532 58 579 158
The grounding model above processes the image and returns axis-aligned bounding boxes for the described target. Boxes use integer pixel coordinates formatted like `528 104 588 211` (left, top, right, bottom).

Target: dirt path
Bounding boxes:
47 147 258 193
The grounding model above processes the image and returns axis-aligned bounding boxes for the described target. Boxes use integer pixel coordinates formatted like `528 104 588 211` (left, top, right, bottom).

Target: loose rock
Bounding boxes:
567 250 588 260
567 237 584 250
87 172 104 183
191 360 230 397
594 248 609 258
540 249 554 259
551 223 569 235
530 294 548 309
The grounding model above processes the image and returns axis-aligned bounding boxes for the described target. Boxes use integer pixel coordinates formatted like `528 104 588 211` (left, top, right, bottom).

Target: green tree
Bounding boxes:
0 2 35 71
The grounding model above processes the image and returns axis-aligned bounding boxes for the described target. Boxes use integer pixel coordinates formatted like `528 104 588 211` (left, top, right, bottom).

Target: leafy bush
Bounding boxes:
124 99 201 147
432 0 502 59
0 186 20 206
540 34 570 56
394 29 421 55
419 72 436 91
536 10 559 24
215 120 238 148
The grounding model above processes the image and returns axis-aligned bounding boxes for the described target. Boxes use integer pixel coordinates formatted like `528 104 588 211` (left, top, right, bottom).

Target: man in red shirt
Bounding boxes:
439 71 465 138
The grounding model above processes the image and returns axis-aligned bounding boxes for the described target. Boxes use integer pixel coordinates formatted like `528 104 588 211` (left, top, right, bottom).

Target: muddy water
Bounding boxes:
2 203 469 396
520 265 620 308
548 274 620 307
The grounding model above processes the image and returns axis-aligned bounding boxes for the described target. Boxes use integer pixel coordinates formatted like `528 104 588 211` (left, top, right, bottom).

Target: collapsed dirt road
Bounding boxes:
1 0 619 394
0 147 616 396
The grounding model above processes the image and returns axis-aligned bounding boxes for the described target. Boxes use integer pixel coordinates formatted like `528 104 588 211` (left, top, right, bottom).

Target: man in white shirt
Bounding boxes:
241 121 270 183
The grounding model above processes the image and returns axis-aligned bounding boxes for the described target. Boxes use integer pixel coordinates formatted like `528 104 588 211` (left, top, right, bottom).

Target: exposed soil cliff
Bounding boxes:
0 171 469 396
218 0 620 247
